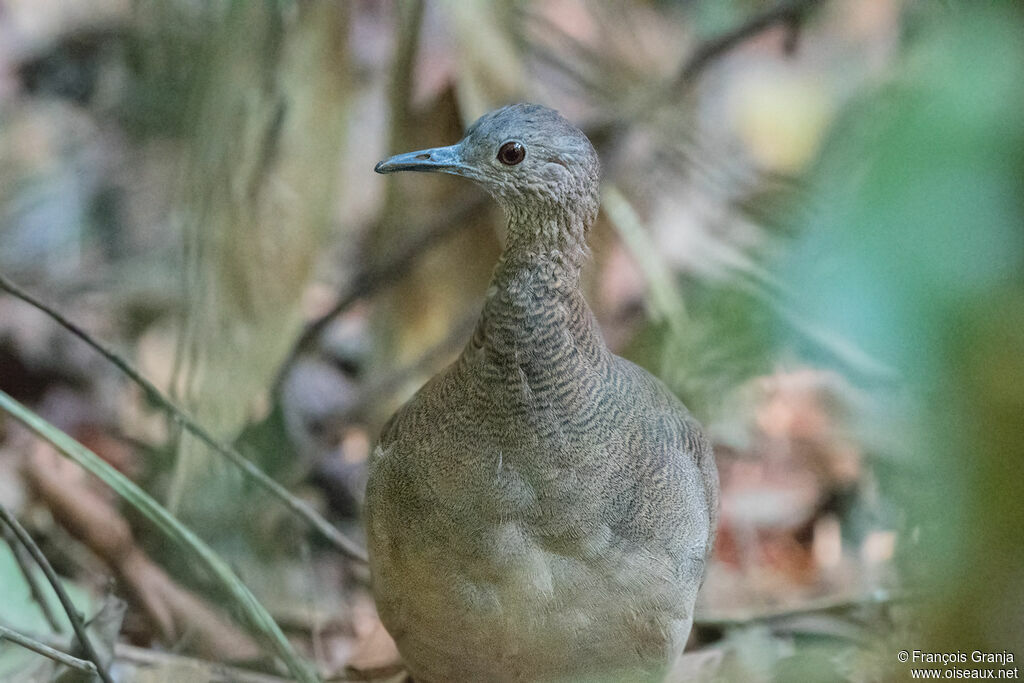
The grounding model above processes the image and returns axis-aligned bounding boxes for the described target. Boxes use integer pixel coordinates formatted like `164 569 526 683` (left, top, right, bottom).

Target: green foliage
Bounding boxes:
772 0 1024 650
624 278 777 420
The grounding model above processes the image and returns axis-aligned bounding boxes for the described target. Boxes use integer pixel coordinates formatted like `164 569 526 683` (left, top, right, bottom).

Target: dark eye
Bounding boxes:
497 141 525 166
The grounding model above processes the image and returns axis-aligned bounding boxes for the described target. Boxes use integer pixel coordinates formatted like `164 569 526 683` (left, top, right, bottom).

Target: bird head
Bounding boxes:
376 103 601 248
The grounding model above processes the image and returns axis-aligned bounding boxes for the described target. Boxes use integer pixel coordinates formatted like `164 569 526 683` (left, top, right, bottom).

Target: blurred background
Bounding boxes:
0 0 1021 681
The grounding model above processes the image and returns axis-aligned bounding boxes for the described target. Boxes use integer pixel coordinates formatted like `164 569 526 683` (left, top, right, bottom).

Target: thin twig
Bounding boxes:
694 589 917 629
528 0 825 167
113 640 296 682
2 526 63 633
674 0 825 88
335 664 407 682
0 624 98 676
0 272 366 563
1 391 319 683
0 503 115 683
336 311 478 426
9 629 297 683
273 195 489 394
23 443 263 661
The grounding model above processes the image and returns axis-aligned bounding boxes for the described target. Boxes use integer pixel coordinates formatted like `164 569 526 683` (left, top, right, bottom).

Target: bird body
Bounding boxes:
368 104 718 683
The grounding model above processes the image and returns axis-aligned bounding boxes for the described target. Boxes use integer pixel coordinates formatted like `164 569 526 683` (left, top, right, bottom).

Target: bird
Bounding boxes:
367 103 719 683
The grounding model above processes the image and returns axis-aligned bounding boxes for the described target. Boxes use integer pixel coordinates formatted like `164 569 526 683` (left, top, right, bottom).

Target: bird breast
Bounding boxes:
366 262 710 682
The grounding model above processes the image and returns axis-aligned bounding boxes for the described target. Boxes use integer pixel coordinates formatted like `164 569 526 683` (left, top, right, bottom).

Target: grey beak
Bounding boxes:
375 143 466 174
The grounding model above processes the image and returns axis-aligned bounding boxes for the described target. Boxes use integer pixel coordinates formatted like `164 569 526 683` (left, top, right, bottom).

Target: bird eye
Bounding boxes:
497 141 526 166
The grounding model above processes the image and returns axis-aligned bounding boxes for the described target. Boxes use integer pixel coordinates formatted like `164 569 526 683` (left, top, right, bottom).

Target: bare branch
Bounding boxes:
274 195 489 394
695 589 917 629
674 0 825 89
337 312 478 426
6 630 298 683
0 624 98 676
2 526 63 632
0 503 114 683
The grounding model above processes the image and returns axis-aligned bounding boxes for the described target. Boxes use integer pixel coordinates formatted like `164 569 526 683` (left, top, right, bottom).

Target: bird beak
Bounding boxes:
374 143 466 175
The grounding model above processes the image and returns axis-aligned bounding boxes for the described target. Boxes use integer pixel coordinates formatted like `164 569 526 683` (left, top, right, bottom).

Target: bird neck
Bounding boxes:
474 209 606 367
498 202 594 273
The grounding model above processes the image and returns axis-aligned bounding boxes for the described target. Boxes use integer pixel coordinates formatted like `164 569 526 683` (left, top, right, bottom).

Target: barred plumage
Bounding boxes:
369 104 719 683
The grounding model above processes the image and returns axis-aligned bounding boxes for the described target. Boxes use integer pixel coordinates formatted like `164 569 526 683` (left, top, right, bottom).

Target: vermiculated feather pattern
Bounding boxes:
368 104 719 683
